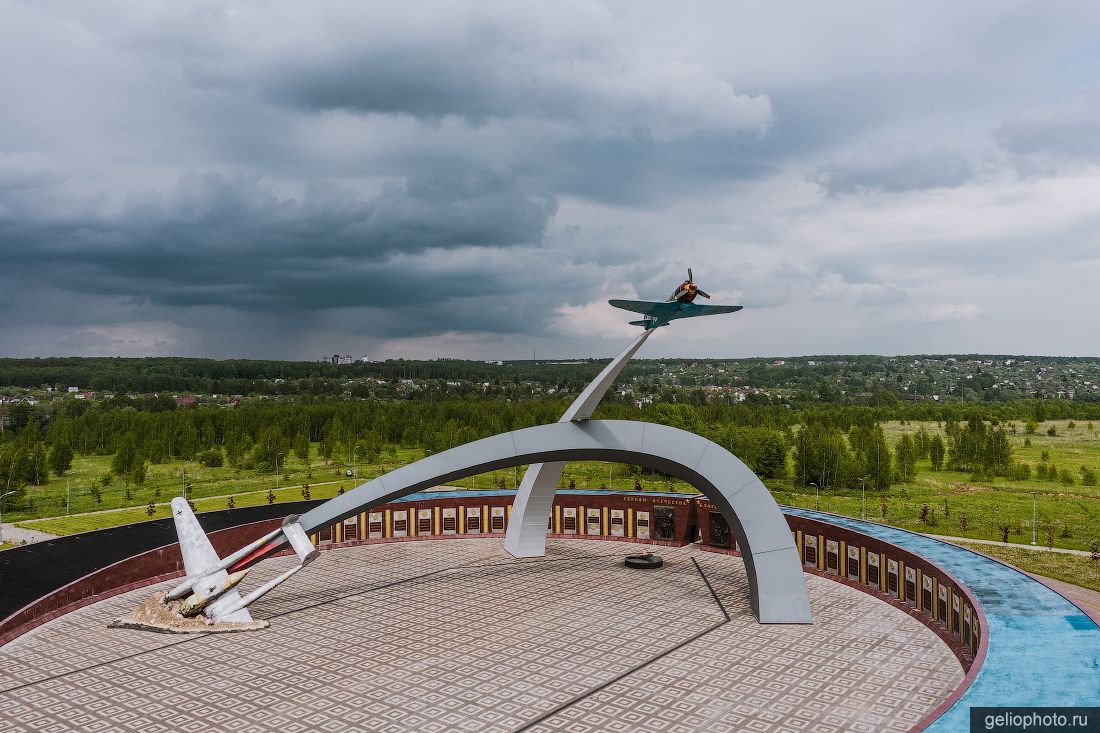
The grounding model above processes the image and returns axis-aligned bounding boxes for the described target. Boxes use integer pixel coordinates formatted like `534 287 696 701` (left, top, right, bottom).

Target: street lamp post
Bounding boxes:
810 482 818 512
0 490 16 544
860 478 866 521
1031 492 1037 546
275 452 283 491
608 462 614 490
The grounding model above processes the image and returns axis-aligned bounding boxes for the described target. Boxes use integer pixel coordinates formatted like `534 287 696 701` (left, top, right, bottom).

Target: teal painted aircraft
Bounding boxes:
609 268 743 330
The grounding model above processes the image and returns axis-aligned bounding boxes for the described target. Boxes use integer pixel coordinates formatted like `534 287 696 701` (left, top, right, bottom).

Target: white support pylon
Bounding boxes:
503 329 653 558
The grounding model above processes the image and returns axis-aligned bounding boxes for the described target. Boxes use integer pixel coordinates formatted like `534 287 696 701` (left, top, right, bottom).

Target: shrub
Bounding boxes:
197 448 224 468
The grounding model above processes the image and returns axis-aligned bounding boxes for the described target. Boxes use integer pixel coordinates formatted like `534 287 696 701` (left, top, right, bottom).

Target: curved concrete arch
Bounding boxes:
299 419 812 624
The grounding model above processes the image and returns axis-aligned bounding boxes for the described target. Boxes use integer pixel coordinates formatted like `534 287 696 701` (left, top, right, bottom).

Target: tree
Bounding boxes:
849 423 892 491
794 423 857 490
929 435 946 471
894 434 917 482
1025 419 1038 434
49 443 73 476
111 433 140 476
294 433 310 463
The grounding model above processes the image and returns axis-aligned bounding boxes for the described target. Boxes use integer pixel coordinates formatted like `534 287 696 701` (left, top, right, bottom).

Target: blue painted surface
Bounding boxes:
387 489 1100 729
784 508 1100 731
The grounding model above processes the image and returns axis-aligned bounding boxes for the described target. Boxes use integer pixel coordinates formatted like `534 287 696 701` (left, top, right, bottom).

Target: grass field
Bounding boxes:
953 540 1100 594
10 443 700 537
10 418 1100 561
776 419 1100 551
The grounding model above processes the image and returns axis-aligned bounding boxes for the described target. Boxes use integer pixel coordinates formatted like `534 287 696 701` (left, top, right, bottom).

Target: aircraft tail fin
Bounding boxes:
172 497 221 578
169 497 253 622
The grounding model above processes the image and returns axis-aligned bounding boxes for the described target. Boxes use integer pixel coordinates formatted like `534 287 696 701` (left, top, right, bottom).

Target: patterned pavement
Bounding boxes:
0 539 962 732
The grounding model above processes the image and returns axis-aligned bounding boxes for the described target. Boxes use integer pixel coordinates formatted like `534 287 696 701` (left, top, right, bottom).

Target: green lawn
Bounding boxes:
10 419 1100 550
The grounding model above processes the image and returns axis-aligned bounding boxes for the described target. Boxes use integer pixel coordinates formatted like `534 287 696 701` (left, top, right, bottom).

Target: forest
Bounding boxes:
4 391 1099 512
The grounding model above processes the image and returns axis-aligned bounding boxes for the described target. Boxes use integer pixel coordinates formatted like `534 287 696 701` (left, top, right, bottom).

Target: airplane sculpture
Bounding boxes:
609 268 742 330
142 273 738 627
165 497 318 623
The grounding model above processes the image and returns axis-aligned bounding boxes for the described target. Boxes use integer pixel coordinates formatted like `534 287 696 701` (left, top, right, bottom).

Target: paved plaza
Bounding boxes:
0 539 962 732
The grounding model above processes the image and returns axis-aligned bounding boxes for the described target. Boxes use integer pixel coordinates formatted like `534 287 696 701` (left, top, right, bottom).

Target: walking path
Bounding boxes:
0 524 58 545
926 533 1092 556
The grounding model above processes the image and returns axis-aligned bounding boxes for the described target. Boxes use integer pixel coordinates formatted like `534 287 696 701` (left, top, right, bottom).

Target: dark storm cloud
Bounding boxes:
3 1 1100 359
0 168 556 314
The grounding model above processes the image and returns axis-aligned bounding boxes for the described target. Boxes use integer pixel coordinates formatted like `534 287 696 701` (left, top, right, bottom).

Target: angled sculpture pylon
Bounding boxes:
504 329 653 558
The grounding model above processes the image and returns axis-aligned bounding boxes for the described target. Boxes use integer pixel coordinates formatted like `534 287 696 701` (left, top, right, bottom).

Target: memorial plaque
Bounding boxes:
586 507 601 535
653 506 675 541
951 595 961 636
825 539 839 573
368 511 383 539
709 512 731 548
962 605 972 650
803 535 817 567
442 507 457 535
938 585 949 624
887 559 899 597
904 566 916 605
610 509 625 537
343 516 358 542
393 510 408 538
562 507 577 534
867 552 880 587
465 507 481 533
490 506 506 533
417 508 432 536
847 545 860 580
318 525 333 544
635 511 650 540
922 575 934 613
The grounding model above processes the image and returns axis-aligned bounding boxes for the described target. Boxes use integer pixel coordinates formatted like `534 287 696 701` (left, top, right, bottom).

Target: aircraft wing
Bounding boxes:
608 299 675 317
608 299 743 326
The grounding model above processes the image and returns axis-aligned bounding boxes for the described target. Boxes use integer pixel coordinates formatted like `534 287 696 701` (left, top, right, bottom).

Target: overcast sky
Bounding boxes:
2 1 1098 360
